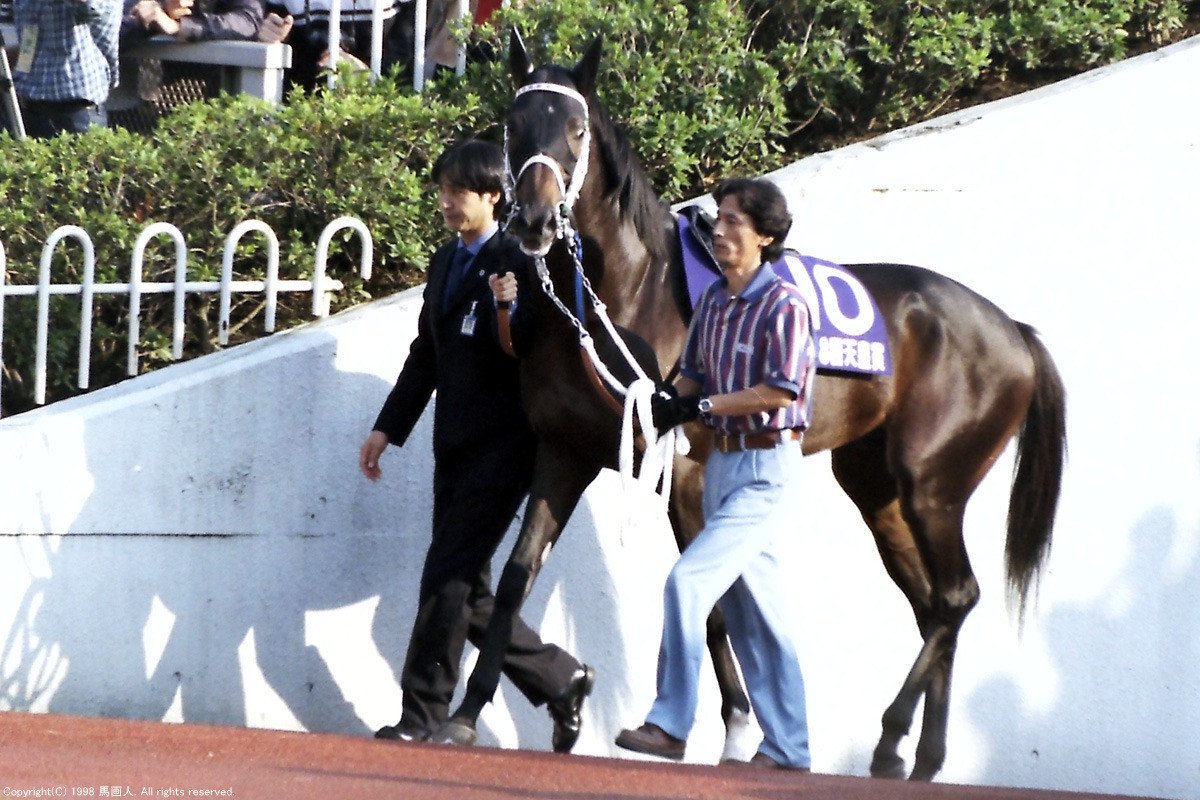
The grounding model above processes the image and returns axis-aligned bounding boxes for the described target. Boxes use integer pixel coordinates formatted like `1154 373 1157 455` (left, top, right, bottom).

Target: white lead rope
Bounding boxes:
545 251 690 514
619 378 691 517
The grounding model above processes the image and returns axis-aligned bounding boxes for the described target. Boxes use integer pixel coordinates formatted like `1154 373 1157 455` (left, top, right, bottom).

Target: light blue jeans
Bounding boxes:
645 439 810 768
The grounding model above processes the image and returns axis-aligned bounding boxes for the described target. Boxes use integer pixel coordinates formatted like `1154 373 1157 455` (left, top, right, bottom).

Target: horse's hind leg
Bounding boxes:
667 456 753 761
836 429 984 780
832 432 935 779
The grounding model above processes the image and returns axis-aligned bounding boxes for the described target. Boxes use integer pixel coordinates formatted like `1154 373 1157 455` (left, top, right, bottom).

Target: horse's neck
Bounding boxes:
573 192 664 324
566 190 688 388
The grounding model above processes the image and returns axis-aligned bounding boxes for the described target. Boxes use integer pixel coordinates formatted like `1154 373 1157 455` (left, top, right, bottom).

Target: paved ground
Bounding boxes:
0 713 1154 800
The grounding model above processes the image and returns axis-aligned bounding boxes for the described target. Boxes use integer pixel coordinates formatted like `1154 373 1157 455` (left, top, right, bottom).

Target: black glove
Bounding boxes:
650 384 701 434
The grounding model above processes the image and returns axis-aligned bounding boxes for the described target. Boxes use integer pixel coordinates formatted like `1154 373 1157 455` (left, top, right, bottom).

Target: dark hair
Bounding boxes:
432 139 506 198
712 177 792 263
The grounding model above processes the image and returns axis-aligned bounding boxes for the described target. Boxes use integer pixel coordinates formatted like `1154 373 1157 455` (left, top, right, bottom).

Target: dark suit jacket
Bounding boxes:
373 230 533 458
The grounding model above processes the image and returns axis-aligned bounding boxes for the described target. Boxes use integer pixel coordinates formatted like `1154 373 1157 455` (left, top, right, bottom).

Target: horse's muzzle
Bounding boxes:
511 206 558 255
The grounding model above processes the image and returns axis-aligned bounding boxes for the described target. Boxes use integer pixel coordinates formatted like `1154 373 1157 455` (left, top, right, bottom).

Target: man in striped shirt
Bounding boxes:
616 177 816 770
13 0 120 138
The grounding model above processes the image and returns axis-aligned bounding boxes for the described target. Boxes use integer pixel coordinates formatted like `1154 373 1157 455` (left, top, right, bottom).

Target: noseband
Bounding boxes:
503 82 591 233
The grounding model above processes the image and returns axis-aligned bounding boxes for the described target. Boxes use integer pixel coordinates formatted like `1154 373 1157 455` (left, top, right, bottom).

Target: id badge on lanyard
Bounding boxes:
15 26 39 74
461 301 478 337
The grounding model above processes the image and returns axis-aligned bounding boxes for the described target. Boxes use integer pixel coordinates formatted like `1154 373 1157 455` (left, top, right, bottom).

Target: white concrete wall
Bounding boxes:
3 34 1200 799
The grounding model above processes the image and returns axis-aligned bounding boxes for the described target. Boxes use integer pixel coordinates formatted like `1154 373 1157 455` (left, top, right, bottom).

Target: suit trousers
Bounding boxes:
645 439 811 768
399 437 580 732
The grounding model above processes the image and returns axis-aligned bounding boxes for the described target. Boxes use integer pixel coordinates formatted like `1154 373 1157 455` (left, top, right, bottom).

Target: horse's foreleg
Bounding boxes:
437 446 599 744
667 456 753 761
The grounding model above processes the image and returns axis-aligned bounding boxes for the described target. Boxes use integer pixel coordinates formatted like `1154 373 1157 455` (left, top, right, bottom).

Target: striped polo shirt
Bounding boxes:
680 262 817 435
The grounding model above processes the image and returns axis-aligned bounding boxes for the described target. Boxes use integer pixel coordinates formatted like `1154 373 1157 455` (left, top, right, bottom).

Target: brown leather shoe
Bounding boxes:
614 723 685 760
749 751 810 771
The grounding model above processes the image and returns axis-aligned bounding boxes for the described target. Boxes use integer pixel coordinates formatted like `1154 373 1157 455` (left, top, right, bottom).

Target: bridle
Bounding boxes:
502 81 591 236
501 80 688 513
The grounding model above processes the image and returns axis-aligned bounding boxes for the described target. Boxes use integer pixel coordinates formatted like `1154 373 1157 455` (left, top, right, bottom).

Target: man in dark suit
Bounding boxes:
358 139 594 752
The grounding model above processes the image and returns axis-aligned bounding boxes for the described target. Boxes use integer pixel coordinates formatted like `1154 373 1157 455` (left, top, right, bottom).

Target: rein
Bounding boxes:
502 81 688 511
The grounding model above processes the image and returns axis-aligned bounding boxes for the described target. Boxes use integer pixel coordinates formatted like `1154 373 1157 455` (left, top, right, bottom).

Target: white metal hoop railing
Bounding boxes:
313 215 373 316
219 220 281 346
37 227 96 406
0 217 375 414
129 222 189 376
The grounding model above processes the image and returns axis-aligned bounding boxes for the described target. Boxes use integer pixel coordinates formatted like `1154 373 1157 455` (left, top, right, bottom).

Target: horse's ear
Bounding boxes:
573 35 603 95
510 27 533 84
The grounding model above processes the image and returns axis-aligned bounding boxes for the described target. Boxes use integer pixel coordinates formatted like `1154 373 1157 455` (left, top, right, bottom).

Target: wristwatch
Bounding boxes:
697 397 714 416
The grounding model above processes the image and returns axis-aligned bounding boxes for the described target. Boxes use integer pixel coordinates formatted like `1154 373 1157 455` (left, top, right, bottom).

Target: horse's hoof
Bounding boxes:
869 754 907 779
719 707 755 763
430 720 477 747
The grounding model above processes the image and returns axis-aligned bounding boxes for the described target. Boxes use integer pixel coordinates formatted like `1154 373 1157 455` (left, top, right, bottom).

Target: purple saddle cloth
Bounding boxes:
677 209 891 376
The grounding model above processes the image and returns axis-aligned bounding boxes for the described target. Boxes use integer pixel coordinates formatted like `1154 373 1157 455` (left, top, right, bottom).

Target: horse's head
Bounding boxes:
504 29 602 256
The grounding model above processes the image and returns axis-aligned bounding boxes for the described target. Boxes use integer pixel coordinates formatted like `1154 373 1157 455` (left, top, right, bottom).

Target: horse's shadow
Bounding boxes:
963 488 1200 797
0 361 394 731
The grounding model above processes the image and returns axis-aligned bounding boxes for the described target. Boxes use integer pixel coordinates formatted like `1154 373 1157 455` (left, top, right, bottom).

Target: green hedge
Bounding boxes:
749 0 1189 135
0 76 483 413
0 0 1192 413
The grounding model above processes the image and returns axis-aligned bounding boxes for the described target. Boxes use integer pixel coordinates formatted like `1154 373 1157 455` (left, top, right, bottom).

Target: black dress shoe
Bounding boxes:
547 664 595 753
614 722 685 760
374 720 430 742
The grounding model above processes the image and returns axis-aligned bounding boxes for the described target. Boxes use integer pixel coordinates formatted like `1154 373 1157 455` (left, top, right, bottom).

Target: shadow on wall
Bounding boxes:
0 329 631 749
966 475 1200 798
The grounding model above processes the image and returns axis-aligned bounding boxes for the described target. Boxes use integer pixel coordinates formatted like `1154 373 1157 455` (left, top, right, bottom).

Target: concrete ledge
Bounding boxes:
127 37 291 71
2 24 290 104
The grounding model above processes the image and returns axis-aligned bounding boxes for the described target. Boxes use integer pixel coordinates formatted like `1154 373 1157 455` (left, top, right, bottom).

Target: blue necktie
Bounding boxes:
443 245 473 309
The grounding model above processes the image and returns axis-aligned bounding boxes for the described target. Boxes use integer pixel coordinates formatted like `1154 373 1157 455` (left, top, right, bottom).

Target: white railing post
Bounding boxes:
0 241 7 415
327 0 343 88
370 0 385 80
313 216 374 317
219 221 280 346
414 0 427 92
456 0 469 76
34 226 96 406
128 223 188 377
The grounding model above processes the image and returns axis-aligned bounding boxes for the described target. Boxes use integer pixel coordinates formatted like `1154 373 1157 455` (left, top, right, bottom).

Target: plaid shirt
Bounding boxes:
13 0 120 105
681 262 818 435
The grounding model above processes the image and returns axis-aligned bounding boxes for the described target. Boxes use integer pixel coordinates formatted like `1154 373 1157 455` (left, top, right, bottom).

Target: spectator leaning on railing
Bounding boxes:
260 0 410 92
12 0 121 138
121 0 265 44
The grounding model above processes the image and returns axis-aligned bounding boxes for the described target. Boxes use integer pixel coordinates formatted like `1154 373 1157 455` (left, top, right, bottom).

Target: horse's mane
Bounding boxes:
530 66 672 270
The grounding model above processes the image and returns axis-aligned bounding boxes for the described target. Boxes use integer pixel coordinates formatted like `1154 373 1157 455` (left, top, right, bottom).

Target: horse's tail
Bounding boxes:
1005 322 1067 626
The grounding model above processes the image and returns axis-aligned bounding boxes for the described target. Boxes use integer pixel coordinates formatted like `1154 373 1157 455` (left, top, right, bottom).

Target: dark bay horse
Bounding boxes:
435 31 1066 781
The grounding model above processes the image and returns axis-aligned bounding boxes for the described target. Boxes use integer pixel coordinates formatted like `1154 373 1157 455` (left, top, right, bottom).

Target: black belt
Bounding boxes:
22 98 97 112
712 429 802 454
